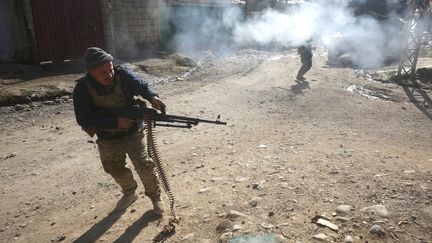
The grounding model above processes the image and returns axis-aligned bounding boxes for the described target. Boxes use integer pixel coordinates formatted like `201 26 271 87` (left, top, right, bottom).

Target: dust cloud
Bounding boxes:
164 0 408 68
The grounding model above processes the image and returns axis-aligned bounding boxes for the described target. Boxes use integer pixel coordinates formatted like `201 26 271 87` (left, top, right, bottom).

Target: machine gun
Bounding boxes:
140 107 226 128
128 98 226 241
81 97 227 241
118 98 227 129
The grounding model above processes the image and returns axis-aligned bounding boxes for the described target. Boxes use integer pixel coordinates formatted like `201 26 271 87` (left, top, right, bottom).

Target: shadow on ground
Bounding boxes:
113 211 162 243
290 79 310 95
402 78 432 120
0 60 86 83
73 208 161 243
72 208 126 243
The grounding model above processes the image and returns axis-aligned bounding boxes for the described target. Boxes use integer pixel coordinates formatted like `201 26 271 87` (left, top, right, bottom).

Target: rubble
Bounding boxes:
369 224 385 237
360 205 390 218
335 205 354 215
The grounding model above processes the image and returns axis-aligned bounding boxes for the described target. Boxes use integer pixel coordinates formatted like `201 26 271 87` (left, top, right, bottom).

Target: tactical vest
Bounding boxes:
84 74 130 133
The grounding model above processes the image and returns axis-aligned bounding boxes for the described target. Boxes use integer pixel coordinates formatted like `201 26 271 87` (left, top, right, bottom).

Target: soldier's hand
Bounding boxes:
150 96 166 111
117 117 134 129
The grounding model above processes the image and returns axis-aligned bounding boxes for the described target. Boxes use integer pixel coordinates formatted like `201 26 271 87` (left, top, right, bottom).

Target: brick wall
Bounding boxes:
100 0 161 59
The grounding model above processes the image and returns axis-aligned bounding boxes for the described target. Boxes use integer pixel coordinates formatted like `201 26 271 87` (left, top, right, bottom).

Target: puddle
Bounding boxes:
354 69 398 83
345 84 399 101
354 70 373 81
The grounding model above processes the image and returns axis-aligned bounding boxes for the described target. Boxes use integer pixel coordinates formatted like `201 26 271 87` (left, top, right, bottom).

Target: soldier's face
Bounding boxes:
89 61 114 86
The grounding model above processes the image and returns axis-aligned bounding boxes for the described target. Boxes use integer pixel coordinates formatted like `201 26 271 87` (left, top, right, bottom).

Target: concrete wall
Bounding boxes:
164 0 231 6
100 0 161 59
246 0 305 15
246 0 271 13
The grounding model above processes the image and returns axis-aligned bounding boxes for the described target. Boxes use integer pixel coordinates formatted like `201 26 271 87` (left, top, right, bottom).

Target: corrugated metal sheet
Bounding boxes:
0 0 30 62
31 0 105 62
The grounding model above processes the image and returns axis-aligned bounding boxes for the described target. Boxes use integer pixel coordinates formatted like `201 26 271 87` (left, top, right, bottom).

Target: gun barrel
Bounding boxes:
157 114 227 125
137 107 228 128
155 122 193 128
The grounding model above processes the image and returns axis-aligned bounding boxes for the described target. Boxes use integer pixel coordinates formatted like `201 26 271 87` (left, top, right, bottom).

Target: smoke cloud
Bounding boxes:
163 0 407 68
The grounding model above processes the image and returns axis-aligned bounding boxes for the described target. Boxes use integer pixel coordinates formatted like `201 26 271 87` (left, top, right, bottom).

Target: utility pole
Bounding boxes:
397 0 431 78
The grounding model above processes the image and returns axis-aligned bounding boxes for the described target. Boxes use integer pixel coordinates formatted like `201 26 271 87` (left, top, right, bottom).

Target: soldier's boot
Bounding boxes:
296 75 305 80
296 68 305 80
149 194 165 215
115 192 138 210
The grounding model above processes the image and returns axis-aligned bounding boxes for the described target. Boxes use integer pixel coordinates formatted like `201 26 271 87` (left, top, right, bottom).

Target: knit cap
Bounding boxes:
83 47 113 70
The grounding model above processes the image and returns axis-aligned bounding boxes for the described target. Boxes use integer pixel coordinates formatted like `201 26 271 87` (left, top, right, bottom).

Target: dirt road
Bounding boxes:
1 50 431 242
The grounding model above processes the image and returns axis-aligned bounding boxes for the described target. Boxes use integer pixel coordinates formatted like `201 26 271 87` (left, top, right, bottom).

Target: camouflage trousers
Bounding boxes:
96 131 160 197
297 55 312 78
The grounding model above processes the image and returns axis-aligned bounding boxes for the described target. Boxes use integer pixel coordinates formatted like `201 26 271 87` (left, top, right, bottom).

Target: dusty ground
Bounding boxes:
0 49 431 243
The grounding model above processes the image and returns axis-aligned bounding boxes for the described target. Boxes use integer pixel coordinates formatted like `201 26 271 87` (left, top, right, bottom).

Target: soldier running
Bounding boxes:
296 40 313 81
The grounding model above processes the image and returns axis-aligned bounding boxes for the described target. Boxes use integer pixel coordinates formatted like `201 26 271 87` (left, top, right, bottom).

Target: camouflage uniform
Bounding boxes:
75 68 161 198
296 42 313 80
96 131 160 197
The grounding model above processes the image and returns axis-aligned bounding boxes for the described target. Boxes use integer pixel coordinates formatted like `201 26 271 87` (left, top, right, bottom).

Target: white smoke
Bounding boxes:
162 5 244 55
165 1 406 68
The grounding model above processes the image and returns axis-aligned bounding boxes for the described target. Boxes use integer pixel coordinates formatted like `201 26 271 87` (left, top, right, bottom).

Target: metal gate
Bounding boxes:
31 0 105 62
0 0 30 62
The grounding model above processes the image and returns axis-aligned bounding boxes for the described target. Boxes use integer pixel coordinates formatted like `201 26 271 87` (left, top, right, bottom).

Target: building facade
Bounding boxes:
100 0 161 59
2 0 161 63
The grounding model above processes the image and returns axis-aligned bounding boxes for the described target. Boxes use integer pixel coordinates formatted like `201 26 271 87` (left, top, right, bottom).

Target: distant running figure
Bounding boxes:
296 40 313 80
